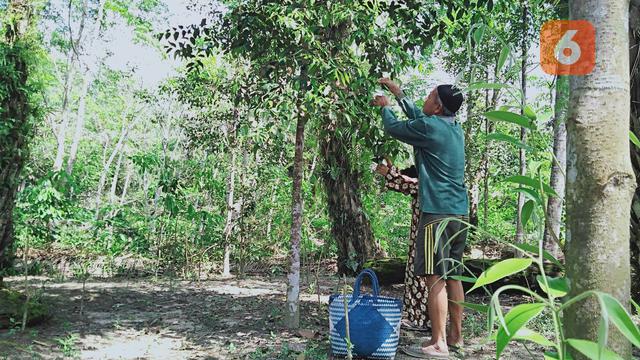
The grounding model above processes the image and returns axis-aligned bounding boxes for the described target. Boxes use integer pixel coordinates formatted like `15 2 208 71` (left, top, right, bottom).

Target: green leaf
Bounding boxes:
486 132 532 151
449 275 477 283
630 131 640 149
544 351 574 360
521 200 535 227
513 243 563 269
497 44 511 73
523 105 537 121
504 175 557 197
484 110 536 130
514 187 543 205
536 275 569 297
458 301 489 313
566 339 624 360
496 303 545 358
467 258 533 293
473 25 485 45
512 328 554 348
597 293 640 348
631 299 640 315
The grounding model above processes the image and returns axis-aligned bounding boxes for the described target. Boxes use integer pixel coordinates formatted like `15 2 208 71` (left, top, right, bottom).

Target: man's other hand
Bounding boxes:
371 95 390 107
378 78 402 97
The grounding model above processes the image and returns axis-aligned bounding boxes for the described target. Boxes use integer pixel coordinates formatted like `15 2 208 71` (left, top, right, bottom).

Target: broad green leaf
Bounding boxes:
598 293 640 348
566 339 624 360
513 243 563 269
449 275 477 283
484 110 536 130
496 303 545 358
523 105 537 121
504 175 558 197
497 44 511 73
536 275 569 297
630 131 640 149
473 25 485 45
512 328 554 348
514 187 543 205
521 200 535 227
486 132 532 151
467 258 533 293
457 301 489 313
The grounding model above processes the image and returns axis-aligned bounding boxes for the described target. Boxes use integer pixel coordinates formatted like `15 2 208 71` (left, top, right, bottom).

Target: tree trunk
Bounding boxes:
66 75 90 174
543 75 568 259
120 161 132 205
515 1 528 245
109 149 124 202
0 0 36 283
286 111 306 329
222 122 237 278
628 0 640 306
94 122 132 217
321 130 379 274
565 0 634 358
52 50 75 172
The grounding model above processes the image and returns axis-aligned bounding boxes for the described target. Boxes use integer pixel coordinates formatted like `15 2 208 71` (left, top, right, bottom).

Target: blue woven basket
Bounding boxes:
329 269 403 359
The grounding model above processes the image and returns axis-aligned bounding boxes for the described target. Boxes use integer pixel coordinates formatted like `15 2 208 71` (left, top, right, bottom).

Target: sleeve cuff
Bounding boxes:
395 89 407 102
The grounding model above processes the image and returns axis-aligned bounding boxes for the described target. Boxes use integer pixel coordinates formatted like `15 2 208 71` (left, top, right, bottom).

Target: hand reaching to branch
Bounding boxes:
378 78 402 97
371 95 390 107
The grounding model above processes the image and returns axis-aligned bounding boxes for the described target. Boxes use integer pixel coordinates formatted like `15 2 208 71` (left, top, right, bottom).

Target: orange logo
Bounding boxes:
540 20 595 75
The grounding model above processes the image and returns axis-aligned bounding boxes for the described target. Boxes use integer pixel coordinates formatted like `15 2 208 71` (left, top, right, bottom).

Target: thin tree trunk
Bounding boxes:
285 109 306 329
94 122 133 217
222 122 237 278
120 161 132 205
109 149 124 202
66 75 90 174
515 1 528 245
543 75 568 259
565 0 634 358
53 50 75 172
628 0 640 305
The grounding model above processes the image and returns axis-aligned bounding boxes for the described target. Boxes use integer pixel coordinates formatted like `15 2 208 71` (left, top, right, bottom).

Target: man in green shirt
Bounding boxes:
372 78 468 359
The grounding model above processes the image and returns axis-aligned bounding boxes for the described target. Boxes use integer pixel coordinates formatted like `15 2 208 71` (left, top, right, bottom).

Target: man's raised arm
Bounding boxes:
371 94 428 147
378 78 423 120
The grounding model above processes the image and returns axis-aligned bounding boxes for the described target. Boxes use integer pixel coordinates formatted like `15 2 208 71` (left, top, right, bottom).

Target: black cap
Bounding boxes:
437 84 464 114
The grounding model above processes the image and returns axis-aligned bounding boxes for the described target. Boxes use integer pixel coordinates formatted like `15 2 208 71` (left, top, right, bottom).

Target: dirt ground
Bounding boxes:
0 274 543 359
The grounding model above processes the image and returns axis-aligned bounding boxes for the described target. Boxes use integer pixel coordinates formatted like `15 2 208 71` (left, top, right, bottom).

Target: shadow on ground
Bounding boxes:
0 275 539 359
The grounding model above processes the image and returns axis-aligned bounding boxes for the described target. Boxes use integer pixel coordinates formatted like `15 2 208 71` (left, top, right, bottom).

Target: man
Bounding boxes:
372 78 468 359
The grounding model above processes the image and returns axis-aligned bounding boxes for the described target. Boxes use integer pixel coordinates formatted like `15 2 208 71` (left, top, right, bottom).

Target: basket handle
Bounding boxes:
350 269 380 303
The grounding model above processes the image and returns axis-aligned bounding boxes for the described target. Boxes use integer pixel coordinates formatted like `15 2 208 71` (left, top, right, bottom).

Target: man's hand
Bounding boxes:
378 78 402 97
371 95 390 107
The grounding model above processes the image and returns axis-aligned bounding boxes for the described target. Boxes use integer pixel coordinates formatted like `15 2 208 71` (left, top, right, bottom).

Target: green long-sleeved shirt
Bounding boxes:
381 95 469 215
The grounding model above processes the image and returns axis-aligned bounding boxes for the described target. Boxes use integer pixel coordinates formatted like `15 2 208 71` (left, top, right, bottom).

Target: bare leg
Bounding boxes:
423 275 448 351
446 279 464 346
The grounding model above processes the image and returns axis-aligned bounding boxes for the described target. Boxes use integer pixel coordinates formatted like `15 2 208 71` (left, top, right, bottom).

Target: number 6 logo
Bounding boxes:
541 20 595 75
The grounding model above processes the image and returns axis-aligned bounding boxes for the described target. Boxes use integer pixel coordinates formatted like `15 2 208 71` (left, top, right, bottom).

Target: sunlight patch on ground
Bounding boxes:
80 331 194 359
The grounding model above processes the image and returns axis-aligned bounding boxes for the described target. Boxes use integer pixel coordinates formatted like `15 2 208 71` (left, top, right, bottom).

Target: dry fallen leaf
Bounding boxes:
297 329 318 339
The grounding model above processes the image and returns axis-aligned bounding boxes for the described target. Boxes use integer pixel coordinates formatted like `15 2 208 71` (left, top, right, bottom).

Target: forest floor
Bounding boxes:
0 270 547 360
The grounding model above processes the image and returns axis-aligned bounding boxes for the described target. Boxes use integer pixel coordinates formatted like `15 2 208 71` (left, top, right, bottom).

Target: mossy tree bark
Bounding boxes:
565 0 635 358
321 130 379 274
0 0 36 285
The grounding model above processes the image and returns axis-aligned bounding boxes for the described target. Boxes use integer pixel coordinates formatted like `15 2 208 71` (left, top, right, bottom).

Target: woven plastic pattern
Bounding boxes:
328 270 402 359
